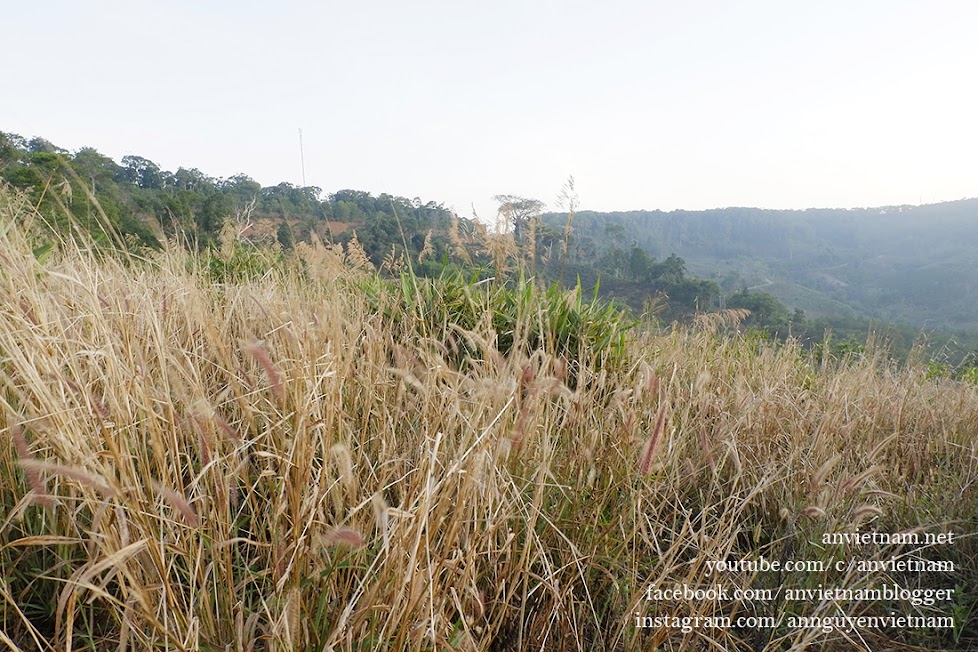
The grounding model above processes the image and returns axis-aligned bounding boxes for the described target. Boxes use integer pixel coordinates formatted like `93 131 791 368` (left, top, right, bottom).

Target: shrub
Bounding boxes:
367 270 634 378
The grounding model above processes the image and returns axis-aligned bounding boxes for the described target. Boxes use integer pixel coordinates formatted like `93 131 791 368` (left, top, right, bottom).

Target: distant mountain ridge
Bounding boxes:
544 198 978 332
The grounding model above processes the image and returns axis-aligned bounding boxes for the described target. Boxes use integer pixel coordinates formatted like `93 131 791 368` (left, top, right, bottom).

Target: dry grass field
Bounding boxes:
1 190 976 651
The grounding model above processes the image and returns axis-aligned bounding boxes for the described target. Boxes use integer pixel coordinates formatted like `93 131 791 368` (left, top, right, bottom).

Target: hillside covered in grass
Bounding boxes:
1 188 977 651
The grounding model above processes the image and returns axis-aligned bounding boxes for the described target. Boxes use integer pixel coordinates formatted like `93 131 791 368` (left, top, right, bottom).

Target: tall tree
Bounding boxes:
119 155 165 189
493 194 544 243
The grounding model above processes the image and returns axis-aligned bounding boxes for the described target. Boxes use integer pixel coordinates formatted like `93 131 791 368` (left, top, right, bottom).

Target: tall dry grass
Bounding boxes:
1 191 976 651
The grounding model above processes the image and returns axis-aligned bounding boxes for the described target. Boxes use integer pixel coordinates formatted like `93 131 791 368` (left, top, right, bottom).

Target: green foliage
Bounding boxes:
925 361 952 380
557 247 720 323
31 242 55 264
727 290 795 337
276 222 294 251
370 270 634 377
959 365 978 385
203 240 283 283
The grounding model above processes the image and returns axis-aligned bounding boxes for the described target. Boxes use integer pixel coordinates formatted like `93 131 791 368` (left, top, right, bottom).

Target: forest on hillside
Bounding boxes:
0 132 454 258
4 130 978 368
0 133 717 321
547 203 978 333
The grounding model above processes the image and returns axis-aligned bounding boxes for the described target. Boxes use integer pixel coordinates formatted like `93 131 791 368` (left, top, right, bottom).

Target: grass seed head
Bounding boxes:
244 340 283 402
152 481 200 527
324 527 365 549
639 402 668 475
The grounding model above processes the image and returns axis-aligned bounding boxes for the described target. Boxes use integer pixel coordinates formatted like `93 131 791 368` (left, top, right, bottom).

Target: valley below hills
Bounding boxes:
546 199 978 334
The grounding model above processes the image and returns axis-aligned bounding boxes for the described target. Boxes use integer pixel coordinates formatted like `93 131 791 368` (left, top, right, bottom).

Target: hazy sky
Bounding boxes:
4 1 977 218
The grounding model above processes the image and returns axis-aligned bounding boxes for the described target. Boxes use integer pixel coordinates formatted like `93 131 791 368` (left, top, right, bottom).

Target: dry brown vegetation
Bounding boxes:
1 190 976 651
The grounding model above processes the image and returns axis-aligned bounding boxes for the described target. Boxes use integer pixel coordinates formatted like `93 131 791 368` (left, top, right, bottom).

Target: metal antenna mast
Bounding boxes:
298 128 306 187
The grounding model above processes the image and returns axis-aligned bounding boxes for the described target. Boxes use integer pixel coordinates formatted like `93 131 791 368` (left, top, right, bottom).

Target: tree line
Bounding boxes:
7 130 973 365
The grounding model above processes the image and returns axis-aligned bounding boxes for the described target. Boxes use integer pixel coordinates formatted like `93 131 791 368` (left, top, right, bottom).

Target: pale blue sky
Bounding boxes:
4 0 977 218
